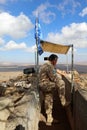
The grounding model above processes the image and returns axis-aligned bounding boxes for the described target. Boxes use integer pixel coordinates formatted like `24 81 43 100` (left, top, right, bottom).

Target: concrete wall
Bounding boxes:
73 88 87 130
63 76 87 130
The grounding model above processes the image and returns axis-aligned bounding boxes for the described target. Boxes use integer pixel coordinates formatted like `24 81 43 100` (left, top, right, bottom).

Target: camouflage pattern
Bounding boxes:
39 61 66 124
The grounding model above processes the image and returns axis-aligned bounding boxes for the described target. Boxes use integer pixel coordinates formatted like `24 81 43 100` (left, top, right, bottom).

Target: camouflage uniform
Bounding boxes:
39 61 66 125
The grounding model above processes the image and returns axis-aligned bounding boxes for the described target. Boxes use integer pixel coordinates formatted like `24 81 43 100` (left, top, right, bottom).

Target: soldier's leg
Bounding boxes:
44 93 53 125
39 81 55 125
56 78 66 106
58 79 66 106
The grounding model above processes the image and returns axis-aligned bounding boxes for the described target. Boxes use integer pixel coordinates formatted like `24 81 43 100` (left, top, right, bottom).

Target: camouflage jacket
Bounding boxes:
39 61 58 83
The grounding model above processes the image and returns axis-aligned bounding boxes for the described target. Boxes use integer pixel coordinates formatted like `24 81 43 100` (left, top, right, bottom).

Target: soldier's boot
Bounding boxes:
45 105 53 126
46 112 60 125
46 113 53 126
44 93 53 125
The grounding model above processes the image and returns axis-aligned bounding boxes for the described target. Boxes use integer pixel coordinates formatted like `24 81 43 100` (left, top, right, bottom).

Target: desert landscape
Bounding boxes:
0 64 87 82
0 71 23 82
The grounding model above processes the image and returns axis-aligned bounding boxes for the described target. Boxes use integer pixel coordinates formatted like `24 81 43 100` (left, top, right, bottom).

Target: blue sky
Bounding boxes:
0 0 87 65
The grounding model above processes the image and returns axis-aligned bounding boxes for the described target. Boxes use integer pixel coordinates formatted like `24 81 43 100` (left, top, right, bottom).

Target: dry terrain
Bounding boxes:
0 71 23 82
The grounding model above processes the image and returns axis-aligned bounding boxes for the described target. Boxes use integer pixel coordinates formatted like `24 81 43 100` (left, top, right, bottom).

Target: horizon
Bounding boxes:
0 62 87 74
0 61 87 66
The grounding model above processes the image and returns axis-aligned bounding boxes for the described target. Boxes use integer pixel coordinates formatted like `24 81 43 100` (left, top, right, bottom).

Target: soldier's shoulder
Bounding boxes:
40 62 52 70
44 62 52 68
41 62 49 67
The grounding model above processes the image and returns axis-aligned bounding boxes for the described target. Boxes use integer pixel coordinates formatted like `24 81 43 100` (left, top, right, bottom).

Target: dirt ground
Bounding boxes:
0 71 23 82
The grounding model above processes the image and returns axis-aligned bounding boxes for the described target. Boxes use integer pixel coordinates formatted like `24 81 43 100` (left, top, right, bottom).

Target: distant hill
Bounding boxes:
56 64 87 74
0 64 87 74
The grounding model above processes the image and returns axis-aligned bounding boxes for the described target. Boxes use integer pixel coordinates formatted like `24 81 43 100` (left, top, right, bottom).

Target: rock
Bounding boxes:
5 94 40 130
39 113 46 123
0 73 40 130
0 98 14 130
0 86 6 96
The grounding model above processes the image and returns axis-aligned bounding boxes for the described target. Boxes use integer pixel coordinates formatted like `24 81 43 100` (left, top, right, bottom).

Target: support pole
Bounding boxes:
35 16 39 74
35 49 37 70
71 44 74 110
35 17 40 94
36 37 39 74
71 44 74 93
66 54 69 73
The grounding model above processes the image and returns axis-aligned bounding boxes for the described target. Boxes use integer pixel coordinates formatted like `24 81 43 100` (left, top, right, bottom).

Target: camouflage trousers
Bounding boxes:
39 75 65 122
44 80 65 114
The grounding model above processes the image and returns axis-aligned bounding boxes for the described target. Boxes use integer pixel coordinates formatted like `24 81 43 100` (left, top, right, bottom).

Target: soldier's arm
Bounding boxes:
47 65 58 82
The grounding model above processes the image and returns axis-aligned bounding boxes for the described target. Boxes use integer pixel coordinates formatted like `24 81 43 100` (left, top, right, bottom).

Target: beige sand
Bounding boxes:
0 71 23 82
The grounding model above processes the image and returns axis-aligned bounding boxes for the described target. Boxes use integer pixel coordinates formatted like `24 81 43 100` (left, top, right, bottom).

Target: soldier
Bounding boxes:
39 54 66 126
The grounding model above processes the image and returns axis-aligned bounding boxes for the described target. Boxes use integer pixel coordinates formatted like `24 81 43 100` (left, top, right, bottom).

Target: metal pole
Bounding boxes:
35 49 36 70
35 16 39 74
35 17 40 95
36 37 39 74
71 44 74 92
66 54 69 73
71 44 74 110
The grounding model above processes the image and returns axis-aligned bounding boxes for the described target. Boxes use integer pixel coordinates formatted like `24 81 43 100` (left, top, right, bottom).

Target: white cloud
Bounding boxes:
32 2 56 24
46 22 87 48
57 0 80 16
0 0 6 4
79 7 87 17
26 44 36 52
0 12 34 38
0 0 17 4
0 38 5 45
33 1 80 23
0 41 27 50
0 40 36 53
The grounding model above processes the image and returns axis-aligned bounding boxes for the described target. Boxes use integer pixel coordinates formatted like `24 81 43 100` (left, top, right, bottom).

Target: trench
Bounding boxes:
39 89 72 130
